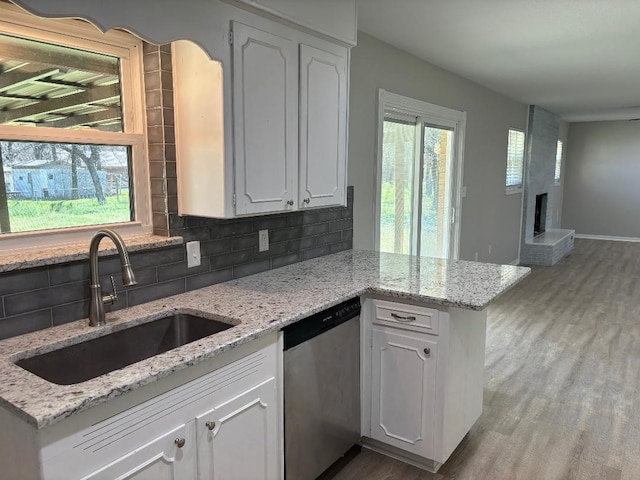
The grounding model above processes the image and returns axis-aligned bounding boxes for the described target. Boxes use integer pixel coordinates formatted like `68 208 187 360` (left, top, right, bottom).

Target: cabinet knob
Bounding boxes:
174 438 186 448
423 347 431 358
286 200 294 206
303 198 310 204
205 421 216 431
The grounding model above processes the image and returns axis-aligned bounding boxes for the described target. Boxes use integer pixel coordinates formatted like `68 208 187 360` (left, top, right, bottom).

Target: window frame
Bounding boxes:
505 127 525 195
0 4 151 252
375 89 466 260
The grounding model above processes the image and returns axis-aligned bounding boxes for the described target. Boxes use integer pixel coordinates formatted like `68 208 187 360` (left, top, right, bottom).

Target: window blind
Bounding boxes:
506 129 525 188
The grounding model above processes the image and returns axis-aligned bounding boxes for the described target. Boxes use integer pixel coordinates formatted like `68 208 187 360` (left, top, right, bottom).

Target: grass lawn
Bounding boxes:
6 195 131 232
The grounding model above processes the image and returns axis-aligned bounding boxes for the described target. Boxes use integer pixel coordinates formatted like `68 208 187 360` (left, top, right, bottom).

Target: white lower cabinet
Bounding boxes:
196 378 279 480
34 334 282 480
83 422 197 480
362 298 488 473
370 326 438 458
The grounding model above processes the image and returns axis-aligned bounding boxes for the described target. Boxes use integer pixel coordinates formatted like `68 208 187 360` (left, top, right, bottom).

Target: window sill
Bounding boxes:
505 187 523 195
0 234 183 274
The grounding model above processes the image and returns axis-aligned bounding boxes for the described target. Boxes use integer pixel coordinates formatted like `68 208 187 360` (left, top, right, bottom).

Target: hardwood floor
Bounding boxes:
335 239 640 480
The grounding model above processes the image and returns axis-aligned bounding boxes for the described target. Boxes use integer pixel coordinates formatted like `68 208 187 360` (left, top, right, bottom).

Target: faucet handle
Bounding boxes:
102 275 118 305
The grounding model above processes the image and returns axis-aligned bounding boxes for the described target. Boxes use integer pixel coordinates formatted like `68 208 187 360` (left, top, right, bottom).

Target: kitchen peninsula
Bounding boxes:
0 250 529 478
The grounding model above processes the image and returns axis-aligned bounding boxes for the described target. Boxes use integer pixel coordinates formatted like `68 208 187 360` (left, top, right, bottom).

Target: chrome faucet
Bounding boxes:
88 229 137 327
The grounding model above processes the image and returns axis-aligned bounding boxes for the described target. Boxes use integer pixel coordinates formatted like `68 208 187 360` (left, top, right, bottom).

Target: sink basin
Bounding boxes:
15 313 234 385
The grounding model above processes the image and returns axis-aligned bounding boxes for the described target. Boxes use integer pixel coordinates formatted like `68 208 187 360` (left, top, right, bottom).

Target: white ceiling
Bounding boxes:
357 0 640 122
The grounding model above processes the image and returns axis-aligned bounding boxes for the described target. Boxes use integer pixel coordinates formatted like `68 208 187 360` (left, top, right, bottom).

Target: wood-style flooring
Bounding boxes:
335 239 640 480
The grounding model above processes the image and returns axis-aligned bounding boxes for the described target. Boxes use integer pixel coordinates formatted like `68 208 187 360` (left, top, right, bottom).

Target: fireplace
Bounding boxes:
534 193 547 235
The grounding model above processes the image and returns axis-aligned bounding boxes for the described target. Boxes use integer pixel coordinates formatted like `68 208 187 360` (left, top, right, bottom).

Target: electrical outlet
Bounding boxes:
259 229 269 252
186 241 201 268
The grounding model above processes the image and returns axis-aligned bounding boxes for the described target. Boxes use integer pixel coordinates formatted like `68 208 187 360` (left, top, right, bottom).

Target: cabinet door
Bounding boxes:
298 43 347 208
82 421 196 480
232 21 298 215
196 377 280 480
370 327 438 458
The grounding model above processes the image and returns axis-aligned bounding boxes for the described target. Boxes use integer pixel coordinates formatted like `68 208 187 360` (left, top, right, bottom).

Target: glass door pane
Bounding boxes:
420 125 453 258
379 119 416 255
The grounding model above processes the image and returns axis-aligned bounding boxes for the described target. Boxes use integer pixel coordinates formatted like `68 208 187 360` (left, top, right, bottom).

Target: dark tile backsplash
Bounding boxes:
0 187 353 340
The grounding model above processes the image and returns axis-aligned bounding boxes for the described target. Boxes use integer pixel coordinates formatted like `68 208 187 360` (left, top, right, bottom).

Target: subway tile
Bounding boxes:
252 216 288 231
165 143 176 162
271 252 303 269
130 246 185 269
147 125 164 144
160 50 172 70
330 241 352 254
329 219 353 232
144 71 161 91
186 268 233 291
231 233 258 251
341 229 354 242
167 195 178 214
271 227 303 243
101 266 158 292
163 107 175 126
317 232 342 246
4 282 88 317
210 250 254 270
0 268 49 296
301 223 330 237
316 209 344 223
232 259 271 279
145 107 163 127
152 195 167 213
52 301 88 326
145 90 162 109
165 161 177 179
127 279 185 307
215 221 253 238
164 125 175 144
151 178 166 197
148 160 166 180
0 309 52 340
161 89 174 108
143 42 159 55
201 238 232 256
302 245 331 261
158 260 209 282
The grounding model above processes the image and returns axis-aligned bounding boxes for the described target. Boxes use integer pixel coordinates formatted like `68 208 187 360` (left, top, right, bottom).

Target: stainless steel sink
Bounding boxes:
15 313 235 385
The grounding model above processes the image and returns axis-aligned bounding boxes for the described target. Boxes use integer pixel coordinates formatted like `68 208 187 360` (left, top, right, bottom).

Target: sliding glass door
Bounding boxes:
376 90 465 259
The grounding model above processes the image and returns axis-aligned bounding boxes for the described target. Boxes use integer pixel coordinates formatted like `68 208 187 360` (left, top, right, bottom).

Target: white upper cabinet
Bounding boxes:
172 9 352 218
232 21 298 215
298 44 348 209
230 0 357 46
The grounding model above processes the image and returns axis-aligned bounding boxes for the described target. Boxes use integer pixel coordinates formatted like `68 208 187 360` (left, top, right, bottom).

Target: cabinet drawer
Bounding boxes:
372 299 439 335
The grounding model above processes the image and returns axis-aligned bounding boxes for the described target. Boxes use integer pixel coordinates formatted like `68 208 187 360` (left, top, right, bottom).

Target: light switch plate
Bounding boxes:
186 241 201 268
258 230 269 252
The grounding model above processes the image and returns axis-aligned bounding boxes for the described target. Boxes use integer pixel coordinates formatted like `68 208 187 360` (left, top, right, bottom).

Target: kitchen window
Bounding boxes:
554 139 563 184
0 4 150 250
505 128 525 193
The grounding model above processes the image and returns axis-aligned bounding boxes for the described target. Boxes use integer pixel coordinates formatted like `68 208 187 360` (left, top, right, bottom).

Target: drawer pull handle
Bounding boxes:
205 421 216 431
174 438 186 448
391 313 417 322
424 347 431 357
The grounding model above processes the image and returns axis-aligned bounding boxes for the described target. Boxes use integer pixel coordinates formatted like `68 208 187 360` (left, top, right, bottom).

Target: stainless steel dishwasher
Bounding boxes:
283 297 361 480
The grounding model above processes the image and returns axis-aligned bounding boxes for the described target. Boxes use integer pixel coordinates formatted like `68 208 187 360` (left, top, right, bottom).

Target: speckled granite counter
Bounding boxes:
0 249 529 428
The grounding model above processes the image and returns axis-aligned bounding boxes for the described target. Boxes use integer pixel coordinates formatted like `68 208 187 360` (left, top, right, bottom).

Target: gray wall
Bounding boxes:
563 121 640 238
348 32 528 264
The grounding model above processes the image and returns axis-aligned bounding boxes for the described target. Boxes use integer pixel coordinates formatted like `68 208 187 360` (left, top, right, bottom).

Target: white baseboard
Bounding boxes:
508 258 520 266
574 234 640 243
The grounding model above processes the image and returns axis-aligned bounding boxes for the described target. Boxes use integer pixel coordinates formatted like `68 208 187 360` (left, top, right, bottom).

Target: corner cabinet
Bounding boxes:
173 10 351 218
20 334 284 480
361 298 488 473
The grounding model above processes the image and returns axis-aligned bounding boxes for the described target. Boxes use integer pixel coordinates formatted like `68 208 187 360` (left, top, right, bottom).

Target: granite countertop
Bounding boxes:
0 249 530 428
